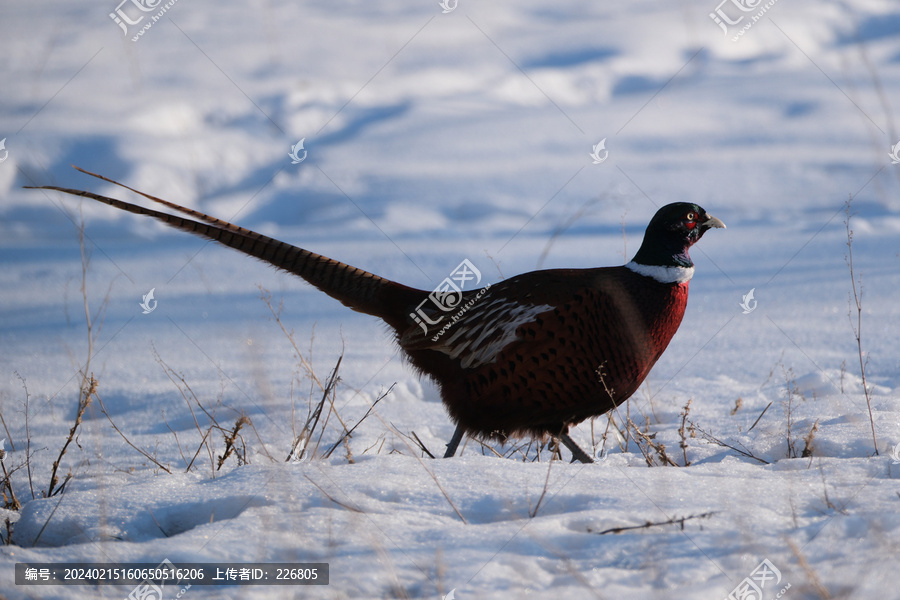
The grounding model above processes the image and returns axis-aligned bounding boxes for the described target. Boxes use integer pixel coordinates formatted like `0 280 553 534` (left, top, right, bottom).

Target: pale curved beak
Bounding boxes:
703 214 726 229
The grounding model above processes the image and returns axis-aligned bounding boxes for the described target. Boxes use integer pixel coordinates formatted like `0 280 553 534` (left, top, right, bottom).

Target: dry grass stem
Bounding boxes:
691 422 769 464
96 391 172 474
530 455 555 518
589 511 716 535
46 375 97 497
844 199 878 456
217 415 250 470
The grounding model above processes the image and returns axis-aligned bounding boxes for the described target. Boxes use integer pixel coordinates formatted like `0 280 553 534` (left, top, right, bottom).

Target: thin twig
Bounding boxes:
95 392 172 474
844 199 878 455
154 347 216 472
0 410 14 452
413 457 467 524
407 430 435 460
782 365 802 458
311 355 344 458
589 511 716 535
473 438 505 459
691 422 770 464
186 427 213 473
530 456 555 518
161 412 189 469
304 474 364 513
245 417 275 463
323 384 391 459
293 355 342 461
747 401 772 432
16 373 36 501
678 399 692 467
47 375 97 497
31 493 68 547
384 421 468 524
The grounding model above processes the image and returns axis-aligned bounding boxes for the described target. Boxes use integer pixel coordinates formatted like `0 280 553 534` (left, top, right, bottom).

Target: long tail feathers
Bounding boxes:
26 168 421 327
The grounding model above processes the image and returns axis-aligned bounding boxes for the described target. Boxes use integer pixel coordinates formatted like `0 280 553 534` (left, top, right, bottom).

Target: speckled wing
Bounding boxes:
399 286 554 369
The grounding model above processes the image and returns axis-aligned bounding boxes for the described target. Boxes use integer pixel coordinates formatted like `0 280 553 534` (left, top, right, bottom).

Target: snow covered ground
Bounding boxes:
1 0 899 598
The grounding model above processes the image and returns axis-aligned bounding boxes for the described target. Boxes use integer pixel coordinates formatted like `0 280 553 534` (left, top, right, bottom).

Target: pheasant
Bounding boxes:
29 168 724 463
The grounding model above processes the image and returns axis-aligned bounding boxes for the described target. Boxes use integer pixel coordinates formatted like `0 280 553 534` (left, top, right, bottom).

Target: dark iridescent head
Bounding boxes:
630 202 725 271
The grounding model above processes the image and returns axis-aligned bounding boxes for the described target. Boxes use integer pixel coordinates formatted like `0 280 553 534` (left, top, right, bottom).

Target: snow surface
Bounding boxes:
2 0 900 598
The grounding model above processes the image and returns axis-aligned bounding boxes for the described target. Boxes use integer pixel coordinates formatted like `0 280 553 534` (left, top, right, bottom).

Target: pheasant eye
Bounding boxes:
684 211 697 229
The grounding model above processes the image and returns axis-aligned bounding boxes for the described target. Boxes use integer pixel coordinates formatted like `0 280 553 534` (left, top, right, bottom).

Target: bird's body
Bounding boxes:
29 168 724 463
400 266 690 442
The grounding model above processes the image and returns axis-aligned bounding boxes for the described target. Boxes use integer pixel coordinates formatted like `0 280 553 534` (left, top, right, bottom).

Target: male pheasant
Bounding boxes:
29 169 724 463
